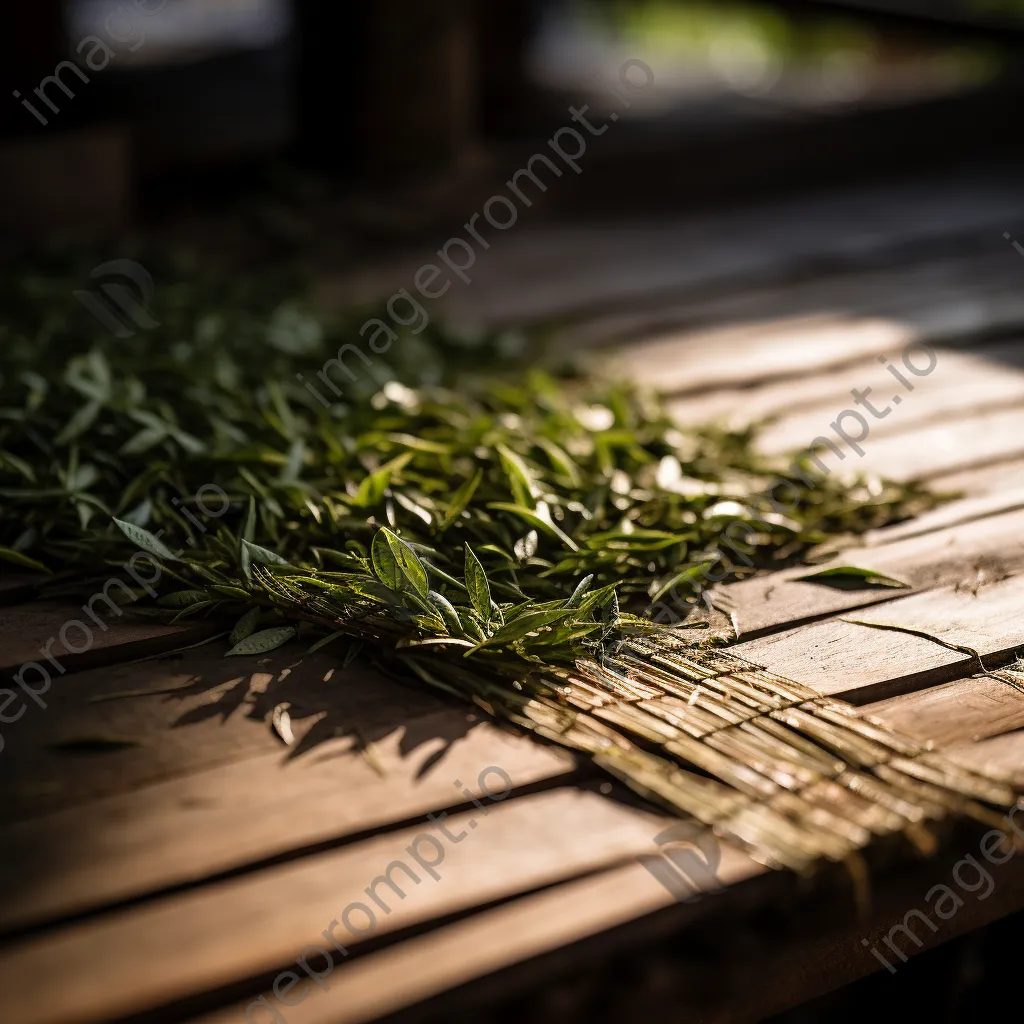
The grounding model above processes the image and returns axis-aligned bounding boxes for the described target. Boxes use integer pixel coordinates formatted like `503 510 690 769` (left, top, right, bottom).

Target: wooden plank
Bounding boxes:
866 676 1024 749
0 789 690 1024
183 815 1024 1024
332 174 1024 330
750 340 1024 457
859 485 1024 548
946 730 1024 786
455 180 1024 329
716 506 1024 639
818 405 1024 483
186 851 766 1024
0 647 445 824
930 456 1024 499
733 572 1024 702
595 252 1024 393
0 602 213 682
0 710 575 936
667 338 1024 434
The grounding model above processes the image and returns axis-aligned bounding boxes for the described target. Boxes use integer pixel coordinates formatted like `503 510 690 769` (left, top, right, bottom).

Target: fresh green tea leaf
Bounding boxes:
225 625 296 656
229 606 261 645
794 565 910 589
464 544 492 621
113 518 181 562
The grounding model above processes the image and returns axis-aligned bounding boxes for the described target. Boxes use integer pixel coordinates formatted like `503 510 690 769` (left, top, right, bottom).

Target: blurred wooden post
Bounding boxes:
294 0 476 177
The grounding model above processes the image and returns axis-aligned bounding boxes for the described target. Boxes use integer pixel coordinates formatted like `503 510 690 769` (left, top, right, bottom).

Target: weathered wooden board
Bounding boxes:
667 338 1024 436
866 675 1024 748
0 707 575 935
185 849 766 1024
0 789 688 1024
716 506 1024 639
817 405 1024 483
860 484 1024 547
598 254 1024 394
0 646 446 823
734 572 1024 702
328 174 1024 329
182 810 1024 1024
0 602 212 682
752 342 1024 458
946 729 1024 785
932 457 1024 498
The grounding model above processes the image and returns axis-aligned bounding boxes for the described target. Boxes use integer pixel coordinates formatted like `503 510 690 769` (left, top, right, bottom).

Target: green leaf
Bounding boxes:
487 503 579 552
371 528 402 590
241 495 257 544
229 607 261 645
56 400 102 445
241 539 291 582
157 590 210 609
794 565 910 590
565 573 594 608
306 630 345 654
352 452 413 507
536 437 582 487
496 443 538 507
225 625 296 657
382 527 430 598
464 544 492 621
476 609 573 649
113 518 181 562
0 547 50 574
429 589 465 637
439 468 483 530
649 563 711 603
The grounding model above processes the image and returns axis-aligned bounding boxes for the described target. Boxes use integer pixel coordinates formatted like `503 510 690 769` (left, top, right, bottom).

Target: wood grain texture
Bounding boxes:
667 338 1024 436
859 485 1024 548
866 676 1024 748
187 849 767 1024
183 817 1024 1024
0 602 212 681
0 647 447 824
0 790 690 1024
0 709 575 935
821 405 1024 483
931 457 1024 498
946 729 1024 785
716 506 1024 639
329 176 1024 329
597 253 1024 394
733 572 1024 702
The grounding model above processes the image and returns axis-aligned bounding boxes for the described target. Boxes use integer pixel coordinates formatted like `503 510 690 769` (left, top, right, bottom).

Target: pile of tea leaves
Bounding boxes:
8 257 1011 873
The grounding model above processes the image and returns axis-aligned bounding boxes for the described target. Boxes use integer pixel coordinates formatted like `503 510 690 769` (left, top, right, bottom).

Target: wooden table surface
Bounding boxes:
4 173 1024 1024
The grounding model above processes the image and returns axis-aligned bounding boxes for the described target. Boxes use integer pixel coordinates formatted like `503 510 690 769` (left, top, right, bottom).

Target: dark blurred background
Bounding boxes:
4 0 1024 253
